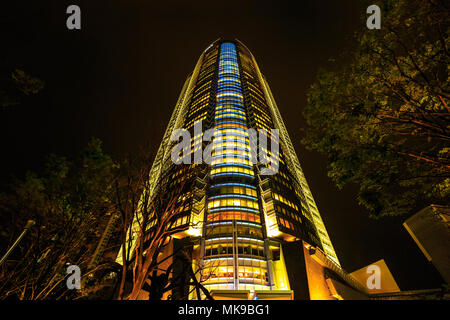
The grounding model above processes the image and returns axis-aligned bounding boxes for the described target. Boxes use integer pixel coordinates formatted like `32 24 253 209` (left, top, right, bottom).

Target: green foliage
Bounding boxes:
303 0 449 217
0 138 118 299
0 69 45 107
11 69 45 96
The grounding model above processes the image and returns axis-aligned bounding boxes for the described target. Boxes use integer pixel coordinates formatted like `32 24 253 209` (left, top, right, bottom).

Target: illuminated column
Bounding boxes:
203 42 271 293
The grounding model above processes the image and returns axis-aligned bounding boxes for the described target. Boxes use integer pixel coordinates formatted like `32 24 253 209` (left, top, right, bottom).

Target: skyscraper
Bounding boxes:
120 39 351 300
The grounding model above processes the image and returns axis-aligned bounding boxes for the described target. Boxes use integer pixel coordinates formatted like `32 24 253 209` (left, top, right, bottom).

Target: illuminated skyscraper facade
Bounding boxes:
122 39 349 300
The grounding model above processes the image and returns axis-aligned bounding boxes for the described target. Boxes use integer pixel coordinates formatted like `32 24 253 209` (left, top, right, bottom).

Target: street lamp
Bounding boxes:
0 220 36 267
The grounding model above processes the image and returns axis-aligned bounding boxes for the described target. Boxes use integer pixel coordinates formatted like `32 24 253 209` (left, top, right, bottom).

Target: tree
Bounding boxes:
302 0 449 217
0 137 214 300
0 69 44 108
0 138 118 299
111 150 213 300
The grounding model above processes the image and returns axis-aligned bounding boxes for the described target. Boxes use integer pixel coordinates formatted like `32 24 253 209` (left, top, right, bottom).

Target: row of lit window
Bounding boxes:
243 70 255 79
217 85 242 92
216 107 246 116
218 77 240 83
208 197 258 210
188 102 209 116
216 87 241 94
202 268 268 282
184 111 207 128
219 64 239 70
218 65 239 71
212 142 249 151
205 236 264 246
214 123 248 131
203 256 267 268
190 93 211 109
259 147 283 161
218 57 238 62
185 115 207 130
218 71 239 77
211 166 254 177
217 86 242 92
272 174 293 192
248 90 267 106
216 91 243 99
251 103 271 121
215 113 246 121
216 100 243 108
215 111 246 119
192 80 212 98
218 72 239 79
216 105 245 113
204 244 265 257
189 93 210 109
253 113 272 127
216 97 244 104
201 55 217 69
219 60 239 66
255 119 272 131
273 192 299 211
213 132 248 141
211 149 251 158
246 81 265 100
211 157 251 166
213 166 254 177
215 119 248 127
247 89 267 108
275 204 302 224
185 134 251 149
206 225 263 238
209 193 256 203
212 185 257 197
218 72 239 78
216 122 247 129
276 169 291 183
278 217 295 231
213 135 249 144
197 72 215 85
211 146 250 159
212 141 249 150
215 90 242 98
198 65 216 80
212 147 250 156
171 165 194 179
169 214 190 229
207 211 261 223
211 152 250 161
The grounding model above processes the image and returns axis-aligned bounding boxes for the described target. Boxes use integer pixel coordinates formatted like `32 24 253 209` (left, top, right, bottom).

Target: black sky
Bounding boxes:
1 1 444 290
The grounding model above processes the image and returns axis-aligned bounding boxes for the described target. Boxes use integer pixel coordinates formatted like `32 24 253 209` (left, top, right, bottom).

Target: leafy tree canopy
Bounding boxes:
0 138 118 299
302 0 449 217
0 69 44 108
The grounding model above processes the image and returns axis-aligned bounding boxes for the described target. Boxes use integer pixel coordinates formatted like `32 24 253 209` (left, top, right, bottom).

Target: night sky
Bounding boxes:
1 1 443 290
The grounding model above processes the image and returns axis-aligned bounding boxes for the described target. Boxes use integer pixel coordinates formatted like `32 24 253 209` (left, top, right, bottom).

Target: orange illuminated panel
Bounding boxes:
214 123 248 131
207 211 261 223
